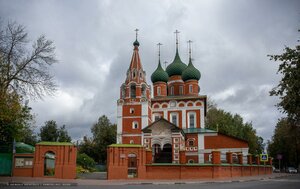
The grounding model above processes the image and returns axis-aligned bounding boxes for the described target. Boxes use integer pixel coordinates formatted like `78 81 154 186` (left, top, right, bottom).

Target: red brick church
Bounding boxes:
107 31 271 179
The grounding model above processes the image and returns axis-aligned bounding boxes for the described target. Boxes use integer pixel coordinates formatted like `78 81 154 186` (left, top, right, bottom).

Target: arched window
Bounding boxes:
157 87 161 95
179 86 183 95
121 85 126 98
170 86 174 95
189 85 193 93
141 84 146 97
132 121 138 129
44 151 55 176
130 84 136 98
132 69 136 79
139 71 143 79
188 112 196 128
170 113 178 126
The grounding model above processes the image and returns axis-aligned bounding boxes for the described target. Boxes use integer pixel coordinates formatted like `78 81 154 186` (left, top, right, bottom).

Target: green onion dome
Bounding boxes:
151 60 169 83
182 58 201 81
133 39 140 46
166 50 187 77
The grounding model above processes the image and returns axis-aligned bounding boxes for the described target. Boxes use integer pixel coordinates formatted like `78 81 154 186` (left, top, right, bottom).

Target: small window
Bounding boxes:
142 84 146 97
132 122 138 129
171 114 178 125
157 87 161 95
189 113 195 128
130 140 134 144
189 85 193 93
132 70 136 78
179 86 183 95
189 140 194 146
154 115 160 121
188 159 194 164
130 84 136 98
121 85 126 98
130 108 134 114
170 86 174 95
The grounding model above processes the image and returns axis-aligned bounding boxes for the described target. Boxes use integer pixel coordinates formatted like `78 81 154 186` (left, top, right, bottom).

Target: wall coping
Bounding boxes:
145 163 272 167
109 144 143 148
37 142 74 146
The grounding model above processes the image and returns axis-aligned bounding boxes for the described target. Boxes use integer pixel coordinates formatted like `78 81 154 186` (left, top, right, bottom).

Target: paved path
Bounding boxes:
0 173 293 186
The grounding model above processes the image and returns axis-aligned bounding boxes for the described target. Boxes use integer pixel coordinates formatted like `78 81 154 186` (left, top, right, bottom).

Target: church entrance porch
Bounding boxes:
153 143 172 163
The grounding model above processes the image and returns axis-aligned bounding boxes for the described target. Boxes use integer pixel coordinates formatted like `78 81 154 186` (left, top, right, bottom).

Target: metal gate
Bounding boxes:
0 153 12 176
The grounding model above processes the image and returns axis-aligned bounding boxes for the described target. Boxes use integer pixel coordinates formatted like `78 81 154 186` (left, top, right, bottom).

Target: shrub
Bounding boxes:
77 153 96 171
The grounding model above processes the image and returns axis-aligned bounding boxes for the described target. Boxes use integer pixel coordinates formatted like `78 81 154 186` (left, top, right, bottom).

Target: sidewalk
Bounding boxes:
0 173 291 186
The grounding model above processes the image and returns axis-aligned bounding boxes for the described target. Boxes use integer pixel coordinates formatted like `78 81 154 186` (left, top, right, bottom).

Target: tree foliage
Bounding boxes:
0 20 57 147
0 92 35 146
77 153 96 171
39 120 71 142
79 115 116 164
205 105 264 155
0 21 57 99
267 118 300 168
269 34 300 126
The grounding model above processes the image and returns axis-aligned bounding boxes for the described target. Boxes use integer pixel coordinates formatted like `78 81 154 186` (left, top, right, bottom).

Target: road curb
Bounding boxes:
0 182 78 187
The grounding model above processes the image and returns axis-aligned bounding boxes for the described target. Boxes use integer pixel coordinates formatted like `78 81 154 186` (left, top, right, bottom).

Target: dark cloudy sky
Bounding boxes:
0 0 299 142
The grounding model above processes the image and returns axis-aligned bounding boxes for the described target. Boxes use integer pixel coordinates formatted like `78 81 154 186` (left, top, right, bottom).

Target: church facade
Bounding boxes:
115 32 248 165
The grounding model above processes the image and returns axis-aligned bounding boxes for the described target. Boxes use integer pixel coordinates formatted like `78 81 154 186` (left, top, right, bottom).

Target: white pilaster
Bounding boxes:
182 109 186 129
141 101 148 129
200 106 205 128
117 104 123 144
198 133 205 163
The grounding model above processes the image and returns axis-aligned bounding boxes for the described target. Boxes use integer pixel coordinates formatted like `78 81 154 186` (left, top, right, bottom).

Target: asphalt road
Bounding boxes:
1 174 299 189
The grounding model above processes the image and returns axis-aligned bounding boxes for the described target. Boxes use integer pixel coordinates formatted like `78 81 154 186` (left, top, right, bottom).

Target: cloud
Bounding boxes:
0 0 299 142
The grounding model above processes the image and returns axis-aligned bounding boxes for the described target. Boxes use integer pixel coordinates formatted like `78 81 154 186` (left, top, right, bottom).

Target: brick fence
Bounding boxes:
107 146 273 180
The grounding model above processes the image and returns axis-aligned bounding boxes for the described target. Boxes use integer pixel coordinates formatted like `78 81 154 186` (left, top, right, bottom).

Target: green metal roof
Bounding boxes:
133 39 140 46
16 142 35 154
166 50 187 77
37 142 74 146
182 58 201 81
151 60 169 83
183 128 217 134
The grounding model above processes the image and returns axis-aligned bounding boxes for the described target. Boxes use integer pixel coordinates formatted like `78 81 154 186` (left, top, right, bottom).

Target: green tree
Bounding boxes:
91 115 116 163
40 120 59 142
205 106 264 155
268 118 300 168
0 92 35 146
58 125 71 142
39 120 71 142
269 33 300 126
0 20 57 146
78 136 97 161
77 153 96 171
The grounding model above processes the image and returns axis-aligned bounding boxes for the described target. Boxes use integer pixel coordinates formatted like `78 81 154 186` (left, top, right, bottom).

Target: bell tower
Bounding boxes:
117 29 152 144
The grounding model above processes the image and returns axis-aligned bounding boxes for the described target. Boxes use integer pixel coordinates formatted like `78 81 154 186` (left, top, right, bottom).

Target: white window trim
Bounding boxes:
187 112 196 128
130 108 134 114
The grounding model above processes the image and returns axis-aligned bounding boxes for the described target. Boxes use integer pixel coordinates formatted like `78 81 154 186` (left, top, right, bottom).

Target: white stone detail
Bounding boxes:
198 134 205 163
117 104 123 144
141 101 148 129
